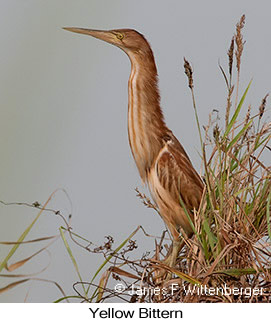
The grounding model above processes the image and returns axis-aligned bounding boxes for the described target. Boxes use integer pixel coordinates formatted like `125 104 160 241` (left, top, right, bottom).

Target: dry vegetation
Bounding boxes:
1 15 270 303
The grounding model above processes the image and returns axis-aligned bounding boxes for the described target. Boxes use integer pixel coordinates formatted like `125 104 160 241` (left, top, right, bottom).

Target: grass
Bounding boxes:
0 15 270 303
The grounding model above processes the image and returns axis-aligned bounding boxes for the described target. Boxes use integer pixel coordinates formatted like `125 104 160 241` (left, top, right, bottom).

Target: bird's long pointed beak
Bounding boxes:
63 27 114 43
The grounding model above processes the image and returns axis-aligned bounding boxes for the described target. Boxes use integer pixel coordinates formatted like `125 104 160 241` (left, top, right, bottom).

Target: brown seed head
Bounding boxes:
235 14 246 72
228 37 234 77
245 104 251 125
259 93 269 119
213 124 220 142
183 57 193 89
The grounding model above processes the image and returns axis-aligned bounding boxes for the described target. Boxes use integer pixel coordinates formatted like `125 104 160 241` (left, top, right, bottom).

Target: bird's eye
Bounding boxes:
116 33 124 40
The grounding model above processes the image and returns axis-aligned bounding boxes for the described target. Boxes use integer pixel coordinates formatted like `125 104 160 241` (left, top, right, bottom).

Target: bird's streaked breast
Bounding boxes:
128 60 151 181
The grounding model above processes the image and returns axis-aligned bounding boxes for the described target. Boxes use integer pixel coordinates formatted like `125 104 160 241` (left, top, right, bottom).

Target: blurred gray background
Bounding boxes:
0 0 270 302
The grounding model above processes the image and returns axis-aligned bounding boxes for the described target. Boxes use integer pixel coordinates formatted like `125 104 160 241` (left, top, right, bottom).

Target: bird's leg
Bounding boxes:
163 239 184 268
165 239 182 268
153 239 183 282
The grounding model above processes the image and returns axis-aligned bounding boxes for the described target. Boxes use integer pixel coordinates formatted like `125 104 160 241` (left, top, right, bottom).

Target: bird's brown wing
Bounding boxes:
155 139 204 210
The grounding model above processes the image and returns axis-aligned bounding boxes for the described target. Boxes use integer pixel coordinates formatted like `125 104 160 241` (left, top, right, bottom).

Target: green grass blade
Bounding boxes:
0 194 54 273
200 234 210 261
255 134 271 150
60 226 93 245
169 268 201 285
179 196 202 246
223 80 252 138
202 219 217 252
54 295 83 303
214 268 258 277
59 227 87 296
226 120 253 151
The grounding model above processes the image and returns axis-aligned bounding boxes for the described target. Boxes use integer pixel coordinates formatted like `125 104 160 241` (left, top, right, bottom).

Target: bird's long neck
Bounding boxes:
127 51 169 182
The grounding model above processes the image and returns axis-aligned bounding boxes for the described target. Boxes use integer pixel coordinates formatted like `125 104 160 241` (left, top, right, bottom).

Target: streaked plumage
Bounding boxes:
64 27 204 243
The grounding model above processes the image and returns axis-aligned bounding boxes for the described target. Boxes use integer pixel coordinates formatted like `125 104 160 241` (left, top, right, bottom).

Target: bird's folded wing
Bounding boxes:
155 142 204 210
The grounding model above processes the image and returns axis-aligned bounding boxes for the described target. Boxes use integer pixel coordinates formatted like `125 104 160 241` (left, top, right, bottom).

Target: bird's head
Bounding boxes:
63 27 152 58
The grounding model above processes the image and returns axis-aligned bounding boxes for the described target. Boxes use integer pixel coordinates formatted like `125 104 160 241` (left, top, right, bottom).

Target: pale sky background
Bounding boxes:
0 0 270 302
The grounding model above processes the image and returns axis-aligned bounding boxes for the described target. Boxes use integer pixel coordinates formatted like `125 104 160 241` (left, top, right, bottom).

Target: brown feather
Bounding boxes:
65 27 205 240
118 29 204 239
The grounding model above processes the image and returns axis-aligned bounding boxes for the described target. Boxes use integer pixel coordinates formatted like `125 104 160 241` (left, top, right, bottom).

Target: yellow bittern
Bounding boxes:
64 27 204 266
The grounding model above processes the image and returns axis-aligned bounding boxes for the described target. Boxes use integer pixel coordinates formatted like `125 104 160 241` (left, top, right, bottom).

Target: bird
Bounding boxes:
63 27 204 267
